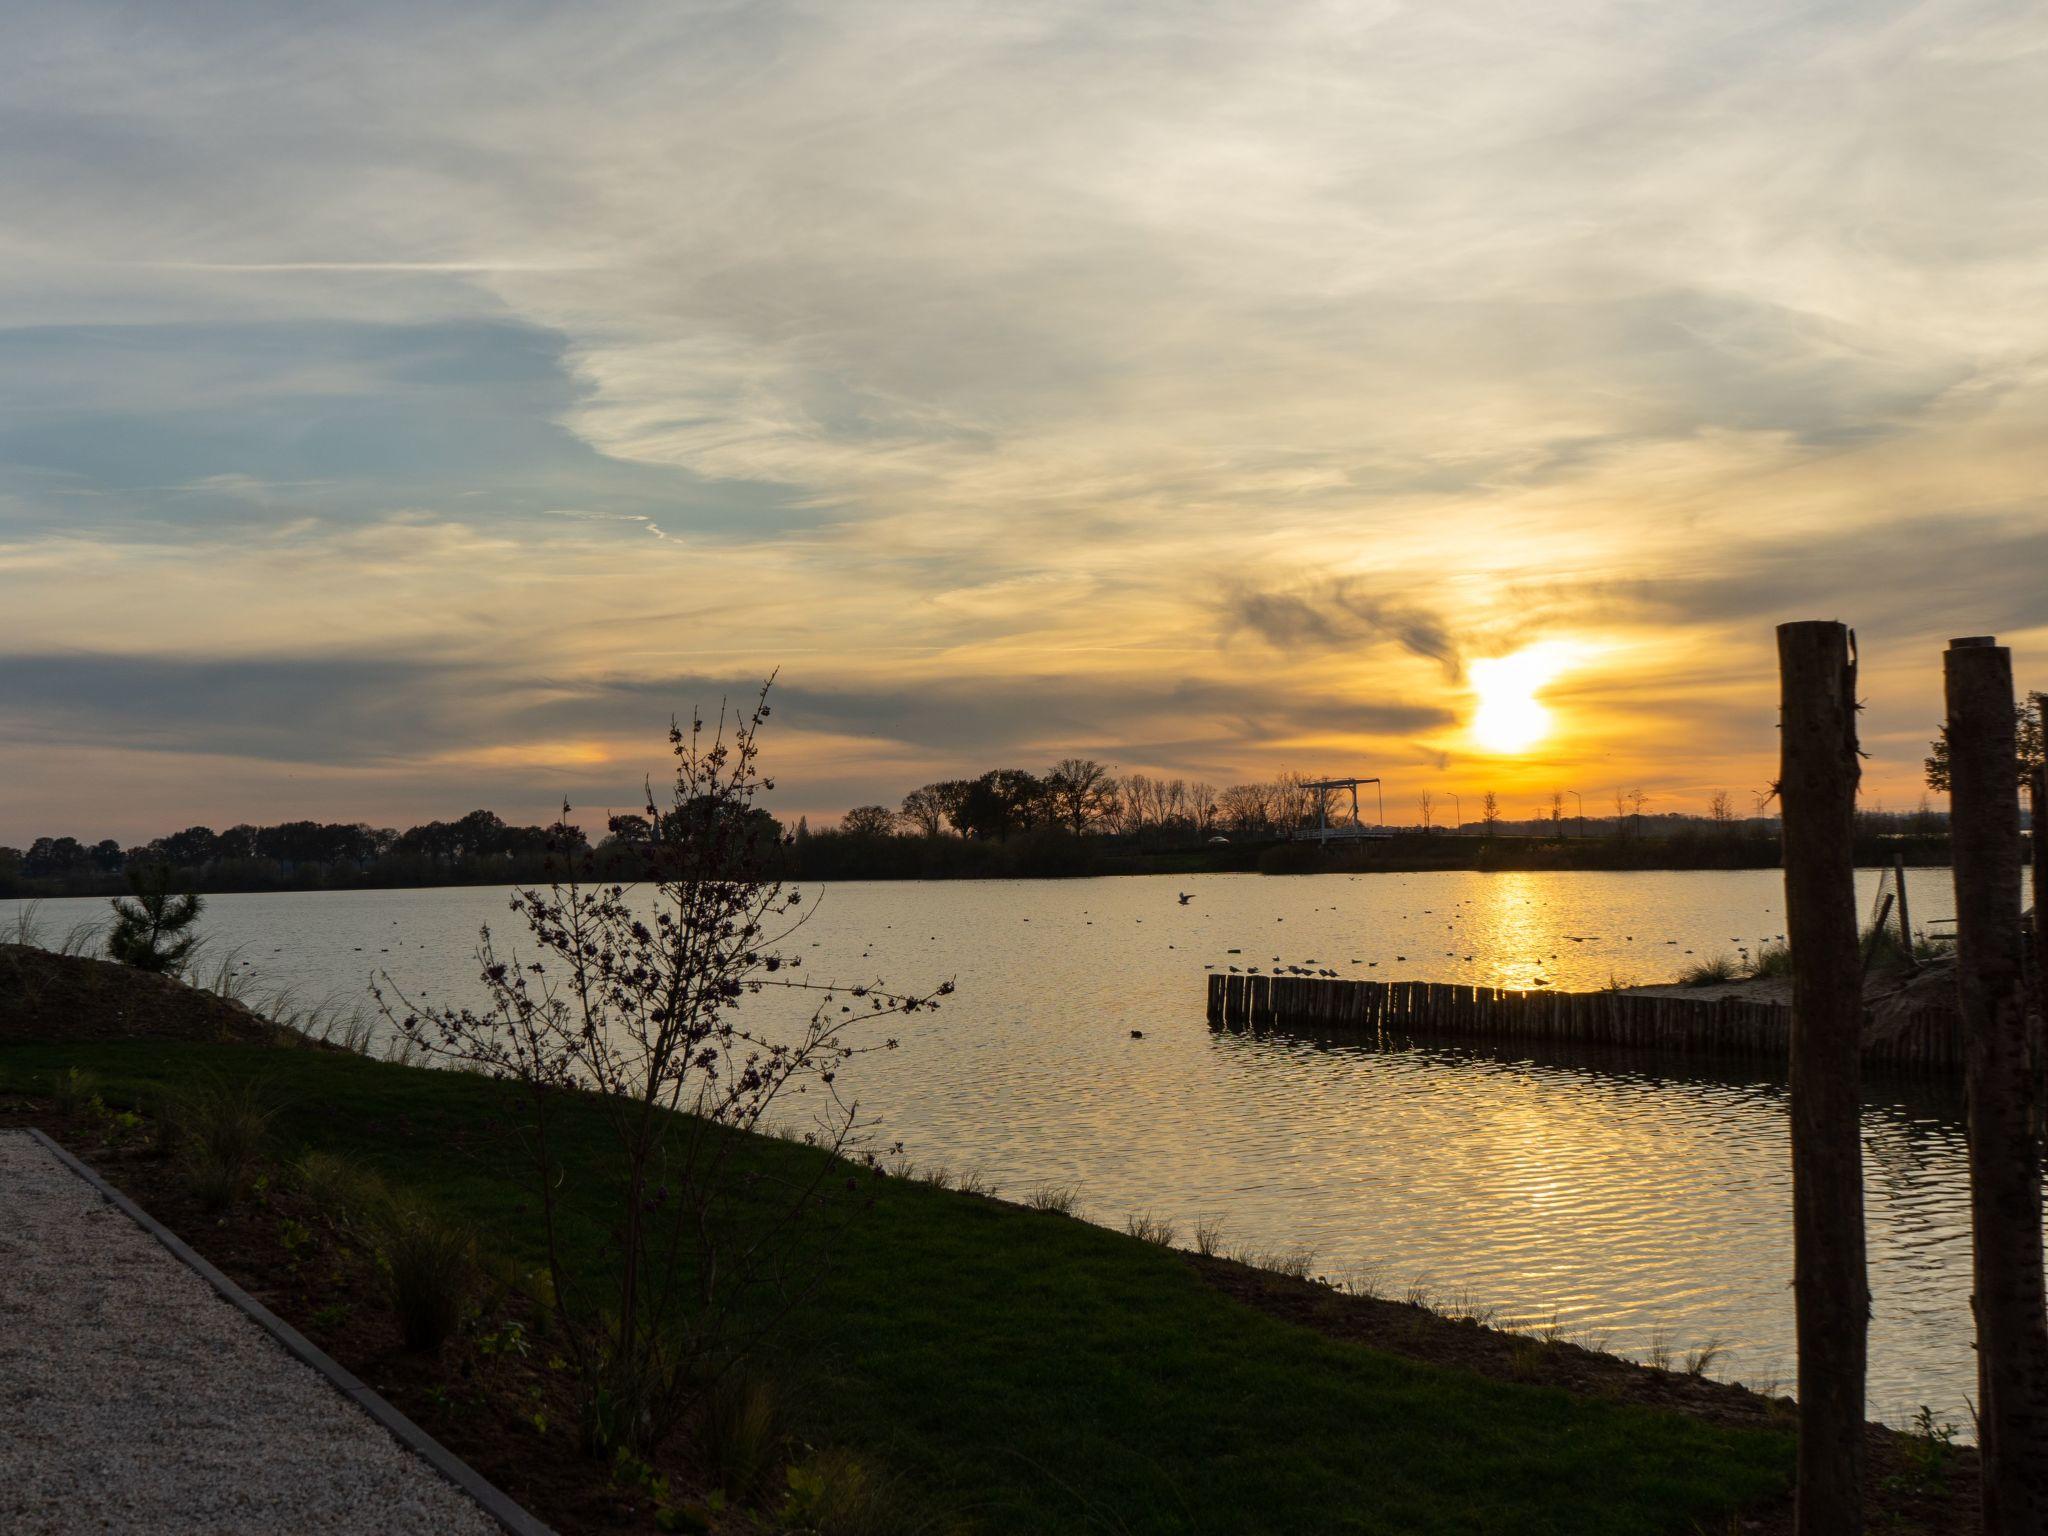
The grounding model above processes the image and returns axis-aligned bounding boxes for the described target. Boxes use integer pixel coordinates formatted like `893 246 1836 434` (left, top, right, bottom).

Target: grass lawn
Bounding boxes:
1 1039 1792 1535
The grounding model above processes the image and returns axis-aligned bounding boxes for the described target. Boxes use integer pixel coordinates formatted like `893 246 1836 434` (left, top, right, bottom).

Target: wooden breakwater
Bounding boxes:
1205 972 1962 1071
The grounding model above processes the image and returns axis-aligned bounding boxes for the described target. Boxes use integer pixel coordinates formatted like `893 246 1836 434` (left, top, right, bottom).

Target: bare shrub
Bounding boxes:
379 683 949 1457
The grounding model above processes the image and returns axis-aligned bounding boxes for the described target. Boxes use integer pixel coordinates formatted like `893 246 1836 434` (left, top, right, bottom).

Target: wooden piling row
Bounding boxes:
1202 972 1962 1071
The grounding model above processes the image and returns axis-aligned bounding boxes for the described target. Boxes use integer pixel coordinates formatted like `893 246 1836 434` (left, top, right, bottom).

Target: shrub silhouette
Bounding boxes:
105 864 203 973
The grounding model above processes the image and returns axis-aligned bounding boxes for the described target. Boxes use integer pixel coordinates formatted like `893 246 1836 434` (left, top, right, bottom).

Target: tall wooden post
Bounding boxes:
1945 637 2048 1533
1893 853 1915 973
1778 620 1868 1536
2031 765 2047 986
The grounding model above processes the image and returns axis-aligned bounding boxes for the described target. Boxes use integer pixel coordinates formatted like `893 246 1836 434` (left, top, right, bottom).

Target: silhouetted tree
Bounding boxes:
106 865 203 973
1045 758 1116 835
156 825 221 867
1926 690 2044 794
956 770 1048 840
1219 782 1274 834
897 785 950 838
840 805 898 838
605 812 653 846
25 837 88 878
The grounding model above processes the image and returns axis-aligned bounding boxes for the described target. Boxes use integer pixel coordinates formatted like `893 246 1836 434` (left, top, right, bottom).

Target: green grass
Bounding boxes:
3 1040 1793 1535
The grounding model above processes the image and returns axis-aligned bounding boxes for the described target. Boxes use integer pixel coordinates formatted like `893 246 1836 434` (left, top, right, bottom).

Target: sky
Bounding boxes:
3 0 2046 841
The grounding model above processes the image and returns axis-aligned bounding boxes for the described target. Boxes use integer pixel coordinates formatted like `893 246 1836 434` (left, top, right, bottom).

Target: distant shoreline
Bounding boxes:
0 829 1958 900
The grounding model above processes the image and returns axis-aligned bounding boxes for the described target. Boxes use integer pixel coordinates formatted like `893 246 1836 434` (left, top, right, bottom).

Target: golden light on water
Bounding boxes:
1468 644 1574 755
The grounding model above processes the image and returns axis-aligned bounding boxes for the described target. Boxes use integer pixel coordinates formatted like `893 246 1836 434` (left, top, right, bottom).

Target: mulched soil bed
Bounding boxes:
0 1095 700 1536
1193 1254 1977 1535
1 945 286 1047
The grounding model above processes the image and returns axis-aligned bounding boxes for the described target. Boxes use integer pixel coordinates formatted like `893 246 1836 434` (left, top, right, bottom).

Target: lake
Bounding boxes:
4 866 1988 1433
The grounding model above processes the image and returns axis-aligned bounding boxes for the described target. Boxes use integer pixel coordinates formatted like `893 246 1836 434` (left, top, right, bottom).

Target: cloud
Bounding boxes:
1221 581 1464 678
3 0 2047 831
1505 511 2048 646
0 648 1455 773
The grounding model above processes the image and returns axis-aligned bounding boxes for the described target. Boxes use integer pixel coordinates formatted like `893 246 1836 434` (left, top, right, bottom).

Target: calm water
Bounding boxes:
5 867 1989 1431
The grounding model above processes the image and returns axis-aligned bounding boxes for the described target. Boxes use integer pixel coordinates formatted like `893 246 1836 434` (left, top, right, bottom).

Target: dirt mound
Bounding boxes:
0 944 284 1046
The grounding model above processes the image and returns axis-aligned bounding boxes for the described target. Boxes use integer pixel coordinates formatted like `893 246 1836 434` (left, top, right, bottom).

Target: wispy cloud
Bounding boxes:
1222 581 1464 679
2 0 2046 835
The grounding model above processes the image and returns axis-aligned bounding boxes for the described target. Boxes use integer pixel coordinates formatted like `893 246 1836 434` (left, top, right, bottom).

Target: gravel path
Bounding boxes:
0 1131 504 1535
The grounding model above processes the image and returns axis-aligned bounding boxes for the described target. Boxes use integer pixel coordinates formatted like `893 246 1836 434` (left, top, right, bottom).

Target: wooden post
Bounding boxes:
1778 620 1868 1536
2032 766 2047 989
1861 891 1894 976
1893 853 1915 974
1945 637 2048 1533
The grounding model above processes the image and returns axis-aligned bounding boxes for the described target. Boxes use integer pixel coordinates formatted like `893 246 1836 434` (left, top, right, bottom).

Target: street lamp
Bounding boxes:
1448 792 1463 834
1568 790 1584 838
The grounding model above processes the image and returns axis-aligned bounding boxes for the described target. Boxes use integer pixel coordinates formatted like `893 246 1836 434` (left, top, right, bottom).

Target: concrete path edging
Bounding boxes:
24 1128 554 1536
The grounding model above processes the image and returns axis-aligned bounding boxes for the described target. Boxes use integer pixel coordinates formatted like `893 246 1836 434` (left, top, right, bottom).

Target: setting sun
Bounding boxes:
1468 644 1573 754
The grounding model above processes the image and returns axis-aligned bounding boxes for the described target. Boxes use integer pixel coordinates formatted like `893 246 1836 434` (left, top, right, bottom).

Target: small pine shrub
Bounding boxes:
105 865 204 974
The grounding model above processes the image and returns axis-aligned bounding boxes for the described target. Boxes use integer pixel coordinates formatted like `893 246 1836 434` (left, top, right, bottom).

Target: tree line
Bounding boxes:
1 809 591 897
831 760 1952 842
3 743 1981 901
851 760 1400 843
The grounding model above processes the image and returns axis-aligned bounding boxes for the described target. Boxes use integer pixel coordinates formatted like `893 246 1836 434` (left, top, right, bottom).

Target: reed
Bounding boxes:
1124 1212 1178 1247
1025 1181 1080 1216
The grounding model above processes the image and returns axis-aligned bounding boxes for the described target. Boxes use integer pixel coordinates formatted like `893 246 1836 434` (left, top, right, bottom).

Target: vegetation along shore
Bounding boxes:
0 942 1981 1535
3 816 1959 900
